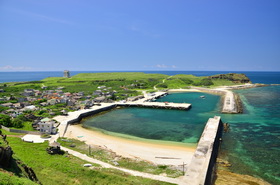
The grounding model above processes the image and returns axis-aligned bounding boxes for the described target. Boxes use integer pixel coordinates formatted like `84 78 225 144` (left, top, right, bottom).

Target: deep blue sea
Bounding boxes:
0 71 280 84
1 71 280 184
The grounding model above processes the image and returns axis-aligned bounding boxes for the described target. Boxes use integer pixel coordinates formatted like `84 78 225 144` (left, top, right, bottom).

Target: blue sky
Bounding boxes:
0 0 279 71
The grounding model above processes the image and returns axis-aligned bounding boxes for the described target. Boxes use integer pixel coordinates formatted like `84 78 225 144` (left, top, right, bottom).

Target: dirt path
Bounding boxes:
61 146 184 184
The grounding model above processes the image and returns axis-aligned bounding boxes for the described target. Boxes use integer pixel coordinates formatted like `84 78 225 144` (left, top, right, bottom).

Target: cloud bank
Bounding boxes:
0 65 33 71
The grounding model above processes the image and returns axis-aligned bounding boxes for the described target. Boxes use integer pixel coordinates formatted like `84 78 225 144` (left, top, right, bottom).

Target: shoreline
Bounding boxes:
53 83 274 183
61 124 195 166
54 84 259 166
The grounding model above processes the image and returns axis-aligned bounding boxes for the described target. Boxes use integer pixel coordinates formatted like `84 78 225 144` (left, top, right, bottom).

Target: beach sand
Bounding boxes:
61 124 195 166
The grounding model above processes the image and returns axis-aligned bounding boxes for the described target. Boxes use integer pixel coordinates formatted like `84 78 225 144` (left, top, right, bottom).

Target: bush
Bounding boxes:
179 78 193 84
193 78 214 86
0 114 12 127
0 106 9 112
12 118 24 128
157 83 168 88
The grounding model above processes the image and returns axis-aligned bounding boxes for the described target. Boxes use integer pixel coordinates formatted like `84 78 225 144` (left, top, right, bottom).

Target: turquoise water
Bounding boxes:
82 92 220 143
82 87 280 184
219 86 280 185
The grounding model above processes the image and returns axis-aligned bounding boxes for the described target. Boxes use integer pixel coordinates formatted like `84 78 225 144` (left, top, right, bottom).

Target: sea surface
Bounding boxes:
0 71 279 84
1 71 280 184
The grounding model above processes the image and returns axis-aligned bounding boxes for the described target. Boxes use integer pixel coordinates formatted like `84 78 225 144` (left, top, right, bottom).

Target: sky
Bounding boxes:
0 0 280 71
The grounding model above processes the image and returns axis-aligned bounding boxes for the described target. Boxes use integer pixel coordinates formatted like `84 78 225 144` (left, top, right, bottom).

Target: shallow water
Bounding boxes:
82 87 280 184
82 92 220 143
219 86 280 185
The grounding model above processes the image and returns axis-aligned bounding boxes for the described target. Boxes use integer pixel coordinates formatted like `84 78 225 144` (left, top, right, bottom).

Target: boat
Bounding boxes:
200 95 205 99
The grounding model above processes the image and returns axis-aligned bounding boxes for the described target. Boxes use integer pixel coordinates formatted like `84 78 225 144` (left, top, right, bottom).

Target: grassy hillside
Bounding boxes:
1 130 172 185
0 72 251 99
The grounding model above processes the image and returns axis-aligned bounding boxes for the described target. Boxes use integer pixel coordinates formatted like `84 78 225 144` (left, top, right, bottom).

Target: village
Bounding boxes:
0 83 129 135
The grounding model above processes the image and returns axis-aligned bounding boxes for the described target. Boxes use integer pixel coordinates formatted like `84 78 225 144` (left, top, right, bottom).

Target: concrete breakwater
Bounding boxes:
117 102 191 110
183 116 223 185
187 86 245 114
55 92 192 137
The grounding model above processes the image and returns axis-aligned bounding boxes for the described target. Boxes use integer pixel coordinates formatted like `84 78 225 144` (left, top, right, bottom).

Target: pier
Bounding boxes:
183 116 223 185
117 91 191 110
116 102 191 110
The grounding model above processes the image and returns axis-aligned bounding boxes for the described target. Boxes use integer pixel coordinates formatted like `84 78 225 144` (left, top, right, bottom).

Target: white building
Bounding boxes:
38 118 57 134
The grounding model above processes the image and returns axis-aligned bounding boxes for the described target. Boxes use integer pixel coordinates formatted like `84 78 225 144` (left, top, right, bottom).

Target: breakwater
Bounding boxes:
183 116 223 185
117 102 191 110
184 86 245 114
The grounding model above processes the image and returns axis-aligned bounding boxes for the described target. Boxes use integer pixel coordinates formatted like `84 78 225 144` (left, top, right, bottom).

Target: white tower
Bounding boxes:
63 70 70 78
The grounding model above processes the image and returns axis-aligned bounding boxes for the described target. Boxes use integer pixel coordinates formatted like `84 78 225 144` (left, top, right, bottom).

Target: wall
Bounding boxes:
0 125 41 135
183 116 223 185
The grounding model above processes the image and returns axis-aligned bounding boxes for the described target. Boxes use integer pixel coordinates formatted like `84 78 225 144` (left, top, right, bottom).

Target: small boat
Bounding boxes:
200 95 205 99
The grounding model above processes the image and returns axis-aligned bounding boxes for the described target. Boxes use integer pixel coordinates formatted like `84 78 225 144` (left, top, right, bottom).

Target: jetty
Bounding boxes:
183 116 223 185
117 102 191 110
185 86 245 114
221 90 238 113
117 91 191 110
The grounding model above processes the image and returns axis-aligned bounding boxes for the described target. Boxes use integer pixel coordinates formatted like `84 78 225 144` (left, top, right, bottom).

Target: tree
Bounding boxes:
0 114 12 127
12 118 24 128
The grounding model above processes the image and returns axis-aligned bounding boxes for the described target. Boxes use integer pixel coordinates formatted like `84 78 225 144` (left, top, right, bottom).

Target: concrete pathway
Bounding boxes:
61 146 184 185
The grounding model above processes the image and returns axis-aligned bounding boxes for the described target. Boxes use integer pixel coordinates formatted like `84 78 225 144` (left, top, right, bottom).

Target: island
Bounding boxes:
0 72 269 185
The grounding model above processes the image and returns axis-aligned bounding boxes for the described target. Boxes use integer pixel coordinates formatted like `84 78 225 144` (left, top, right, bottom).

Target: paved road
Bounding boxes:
61 146 184 184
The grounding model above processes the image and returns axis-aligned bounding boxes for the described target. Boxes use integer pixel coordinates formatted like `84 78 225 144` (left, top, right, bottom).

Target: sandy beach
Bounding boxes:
61 124 195 166
54 85 256 167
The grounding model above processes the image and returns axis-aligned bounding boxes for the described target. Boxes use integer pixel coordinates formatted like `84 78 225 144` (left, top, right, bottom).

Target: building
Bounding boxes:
63 70 70 78
38 118 57 134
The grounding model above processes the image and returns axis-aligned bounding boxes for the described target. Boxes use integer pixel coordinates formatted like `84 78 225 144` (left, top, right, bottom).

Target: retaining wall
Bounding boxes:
0 125 41 135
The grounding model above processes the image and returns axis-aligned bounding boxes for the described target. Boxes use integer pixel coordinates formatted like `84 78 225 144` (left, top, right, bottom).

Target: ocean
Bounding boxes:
0 71 280 84
1 71 280 184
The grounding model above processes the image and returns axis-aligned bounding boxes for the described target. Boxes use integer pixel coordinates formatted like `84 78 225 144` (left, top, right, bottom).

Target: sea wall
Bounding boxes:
67 104 117 124
0 125 41 135
183 116 223 185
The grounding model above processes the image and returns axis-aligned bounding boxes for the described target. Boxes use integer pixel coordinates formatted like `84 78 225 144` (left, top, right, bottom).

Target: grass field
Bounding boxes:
2 130 173 185
0 72 248 100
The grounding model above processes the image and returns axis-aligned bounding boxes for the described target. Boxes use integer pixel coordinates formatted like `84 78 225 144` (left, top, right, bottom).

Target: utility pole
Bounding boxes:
183 162 185 175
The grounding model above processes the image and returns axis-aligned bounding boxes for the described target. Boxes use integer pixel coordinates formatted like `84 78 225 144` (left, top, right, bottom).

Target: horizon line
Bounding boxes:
0 70 280 72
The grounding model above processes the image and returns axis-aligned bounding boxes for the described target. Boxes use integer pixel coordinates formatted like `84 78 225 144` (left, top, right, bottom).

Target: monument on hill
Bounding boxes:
63 70 70 78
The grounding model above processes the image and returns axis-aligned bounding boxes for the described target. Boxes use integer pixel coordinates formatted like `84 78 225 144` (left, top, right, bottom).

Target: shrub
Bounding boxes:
0 114 12 127
179 78 193 84
193 78 214 86
12 118 24 128
157 84 168 88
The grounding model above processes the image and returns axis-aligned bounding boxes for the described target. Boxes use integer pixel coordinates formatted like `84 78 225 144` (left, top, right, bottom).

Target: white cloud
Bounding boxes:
156 64 168 68
154 64 177 69
0 65 33 71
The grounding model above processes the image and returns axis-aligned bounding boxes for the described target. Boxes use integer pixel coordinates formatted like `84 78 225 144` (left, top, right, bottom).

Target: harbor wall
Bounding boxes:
183 116 223 185
67 104 117 124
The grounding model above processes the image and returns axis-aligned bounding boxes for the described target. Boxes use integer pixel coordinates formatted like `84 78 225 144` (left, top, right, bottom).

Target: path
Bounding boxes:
61 146 184 185
154 76 173 90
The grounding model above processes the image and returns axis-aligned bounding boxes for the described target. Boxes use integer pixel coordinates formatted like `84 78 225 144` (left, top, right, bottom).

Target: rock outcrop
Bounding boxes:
209 73 251 84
